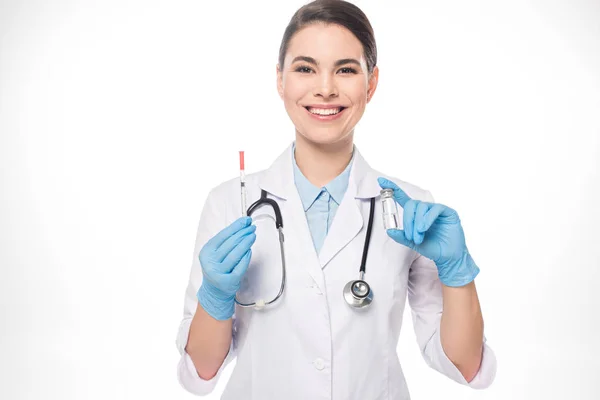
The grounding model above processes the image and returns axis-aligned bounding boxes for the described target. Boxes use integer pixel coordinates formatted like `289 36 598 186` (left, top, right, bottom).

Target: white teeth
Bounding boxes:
308 107 342 116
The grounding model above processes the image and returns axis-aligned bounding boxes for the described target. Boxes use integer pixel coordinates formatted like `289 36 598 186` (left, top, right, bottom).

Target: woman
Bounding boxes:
176 1 496 398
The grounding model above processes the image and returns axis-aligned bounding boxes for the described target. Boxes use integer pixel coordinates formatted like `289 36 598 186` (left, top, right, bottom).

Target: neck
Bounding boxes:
294 131 354 188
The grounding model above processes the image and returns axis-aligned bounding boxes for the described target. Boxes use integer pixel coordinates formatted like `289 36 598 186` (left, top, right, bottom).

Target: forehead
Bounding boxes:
286 23 364 64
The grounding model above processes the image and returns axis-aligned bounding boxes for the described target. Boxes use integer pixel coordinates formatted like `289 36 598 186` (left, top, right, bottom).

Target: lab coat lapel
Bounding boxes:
257 143 382 290
317 178 362 269
286 187 327 289
257 143 326 292
318 148 381 269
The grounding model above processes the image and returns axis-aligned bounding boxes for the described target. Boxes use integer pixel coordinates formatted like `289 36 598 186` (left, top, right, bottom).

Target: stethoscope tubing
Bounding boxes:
234 190 376 309
235 190 286 308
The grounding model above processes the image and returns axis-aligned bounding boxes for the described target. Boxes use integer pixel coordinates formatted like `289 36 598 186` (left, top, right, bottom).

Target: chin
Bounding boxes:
299 129 352 146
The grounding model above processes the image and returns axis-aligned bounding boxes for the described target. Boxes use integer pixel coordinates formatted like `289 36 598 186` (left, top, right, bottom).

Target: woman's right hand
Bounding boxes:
196 216 257 320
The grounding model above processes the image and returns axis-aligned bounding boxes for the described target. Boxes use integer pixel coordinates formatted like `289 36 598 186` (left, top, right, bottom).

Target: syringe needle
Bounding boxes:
239 151 247 216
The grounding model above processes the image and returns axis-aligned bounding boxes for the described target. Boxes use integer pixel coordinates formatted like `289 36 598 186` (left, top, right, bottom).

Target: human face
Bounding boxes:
277 23 379 146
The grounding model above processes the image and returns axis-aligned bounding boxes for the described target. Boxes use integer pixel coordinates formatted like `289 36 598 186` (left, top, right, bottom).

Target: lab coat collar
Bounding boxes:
258 141 382 273
259 141 381 201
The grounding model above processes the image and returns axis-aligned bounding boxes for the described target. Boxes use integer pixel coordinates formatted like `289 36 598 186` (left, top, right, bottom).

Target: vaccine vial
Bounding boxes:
381 189 399 230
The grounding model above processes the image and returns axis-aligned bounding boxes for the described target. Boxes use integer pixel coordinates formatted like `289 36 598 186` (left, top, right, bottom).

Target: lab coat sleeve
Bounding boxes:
406 190 497 389
175 187 237 395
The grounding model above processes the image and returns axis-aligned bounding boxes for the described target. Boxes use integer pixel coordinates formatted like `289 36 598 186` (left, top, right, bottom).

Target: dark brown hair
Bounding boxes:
278 0 377 74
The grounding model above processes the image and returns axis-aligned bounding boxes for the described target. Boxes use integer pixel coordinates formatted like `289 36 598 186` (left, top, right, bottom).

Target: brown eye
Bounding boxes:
339 67 357 74
295 66 313 73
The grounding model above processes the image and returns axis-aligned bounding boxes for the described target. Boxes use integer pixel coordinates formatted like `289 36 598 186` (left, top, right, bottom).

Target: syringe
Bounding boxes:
239 151 247 216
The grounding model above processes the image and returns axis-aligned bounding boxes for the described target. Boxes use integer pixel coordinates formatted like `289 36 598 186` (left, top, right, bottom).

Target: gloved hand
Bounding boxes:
196 216 257 320
378 177 480 287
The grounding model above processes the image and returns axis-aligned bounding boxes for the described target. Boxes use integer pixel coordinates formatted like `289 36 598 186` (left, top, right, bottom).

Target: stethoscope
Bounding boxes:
234 189 286 310
342 197 375 309
234 190 376 309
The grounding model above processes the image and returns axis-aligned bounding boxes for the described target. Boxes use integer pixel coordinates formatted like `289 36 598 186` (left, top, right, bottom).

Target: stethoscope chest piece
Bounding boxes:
343 279 373 308
342 196 376 309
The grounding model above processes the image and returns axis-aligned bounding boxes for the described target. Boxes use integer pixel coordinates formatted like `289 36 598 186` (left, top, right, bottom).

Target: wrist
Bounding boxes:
438 251 480 287
197 283 236 321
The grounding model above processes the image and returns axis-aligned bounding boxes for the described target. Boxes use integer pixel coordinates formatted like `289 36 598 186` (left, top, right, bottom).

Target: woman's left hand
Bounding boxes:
377 177 480 287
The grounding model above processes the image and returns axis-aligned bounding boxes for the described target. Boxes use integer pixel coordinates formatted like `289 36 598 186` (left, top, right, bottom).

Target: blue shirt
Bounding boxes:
292 147 354 254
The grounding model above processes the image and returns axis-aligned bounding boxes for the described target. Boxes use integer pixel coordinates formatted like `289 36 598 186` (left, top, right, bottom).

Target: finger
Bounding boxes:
230 249 252 280
207 216 252 250
386 229 414 249
214 224 256 262
377 177 412 208
413 201 431 245
221 232 257 272
403 199 417 242
419 204 446 233
440 204 460 222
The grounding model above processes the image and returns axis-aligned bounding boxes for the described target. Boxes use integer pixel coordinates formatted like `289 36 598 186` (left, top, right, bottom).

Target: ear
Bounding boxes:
366 66 379 103
276 64 284 99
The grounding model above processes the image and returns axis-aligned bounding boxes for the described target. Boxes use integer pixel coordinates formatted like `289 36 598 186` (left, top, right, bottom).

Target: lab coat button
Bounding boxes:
313 358 325 370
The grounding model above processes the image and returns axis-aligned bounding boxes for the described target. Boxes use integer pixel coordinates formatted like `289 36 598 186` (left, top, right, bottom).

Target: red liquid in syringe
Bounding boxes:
239 151 247 216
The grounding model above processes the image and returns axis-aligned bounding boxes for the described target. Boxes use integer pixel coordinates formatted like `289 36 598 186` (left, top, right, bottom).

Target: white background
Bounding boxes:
1 0 599 399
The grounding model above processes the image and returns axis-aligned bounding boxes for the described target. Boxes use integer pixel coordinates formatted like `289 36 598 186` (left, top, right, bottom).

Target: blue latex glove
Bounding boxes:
378 177 480 287
196 216 257 320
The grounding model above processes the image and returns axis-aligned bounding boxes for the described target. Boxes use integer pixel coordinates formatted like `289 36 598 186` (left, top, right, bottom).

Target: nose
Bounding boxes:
312 74 338 98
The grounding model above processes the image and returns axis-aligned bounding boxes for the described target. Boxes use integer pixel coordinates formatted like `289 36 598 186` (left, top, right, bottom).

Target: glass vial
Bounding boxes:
381 189 399 230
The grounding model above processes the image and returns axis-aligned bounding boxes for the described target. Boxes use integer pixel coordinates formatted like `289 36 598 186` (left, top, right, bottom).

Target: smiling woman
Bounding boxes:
276 3 378 152
176 1 497 399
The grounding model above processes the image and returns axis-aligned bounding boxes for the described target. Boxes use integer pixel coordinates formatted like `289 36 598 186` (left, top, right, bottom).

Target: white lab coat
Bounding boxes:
176 143 497 399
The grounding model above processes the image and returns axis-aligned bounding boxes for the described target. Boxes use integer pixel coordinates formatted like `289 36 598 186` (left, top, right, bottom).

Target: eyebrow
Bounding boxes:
291 56 362 68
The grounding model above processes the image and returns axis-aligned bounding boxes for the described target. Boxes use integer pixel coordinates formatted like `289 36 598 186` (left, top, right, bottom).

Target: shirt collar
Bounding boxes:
292 143 354 211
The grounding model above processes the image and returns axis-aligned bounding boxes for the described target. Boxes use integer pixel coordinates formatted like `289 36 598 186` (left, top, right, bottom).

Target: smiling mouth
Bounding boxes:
304 106 347 116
